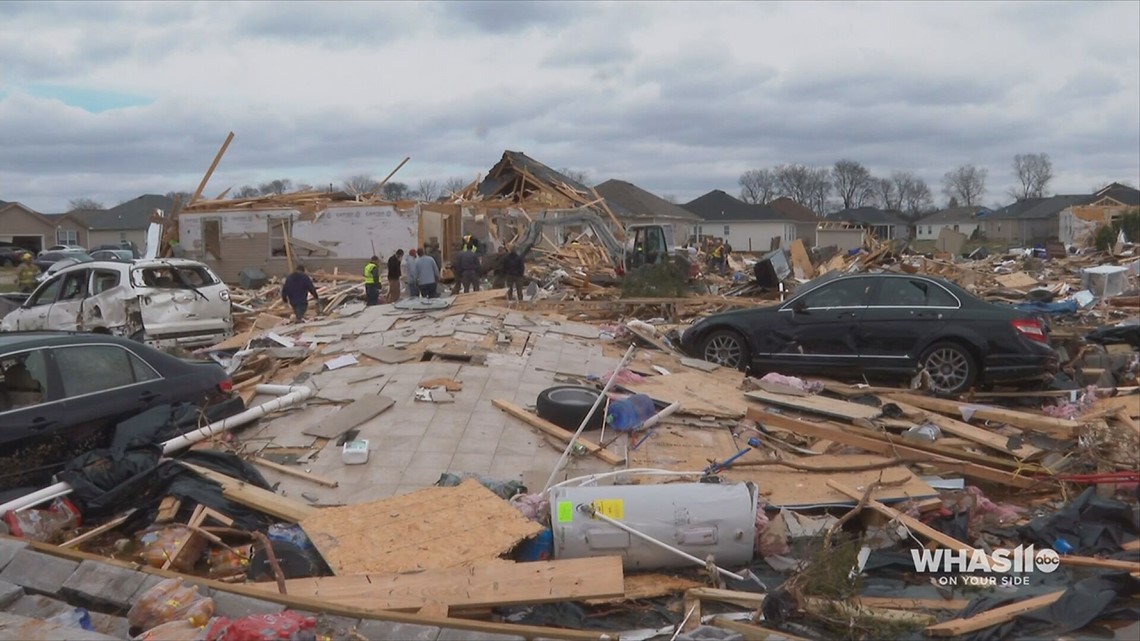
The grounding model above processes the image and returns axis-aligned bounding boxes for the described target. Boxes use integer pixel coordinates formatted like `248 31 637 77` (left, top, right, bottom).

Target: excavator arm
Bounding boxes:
514 211 627 262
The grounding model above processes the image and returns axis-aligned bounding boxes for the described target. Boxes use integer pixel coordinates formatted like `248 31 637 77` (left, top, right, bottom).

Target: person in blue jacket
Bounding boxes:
281 264 320 322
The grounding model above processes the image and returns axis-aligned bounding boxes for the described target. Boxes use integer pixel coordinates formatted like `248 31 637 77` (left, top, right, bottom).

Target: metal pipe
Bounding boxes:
542 344 636 493
579 504 746 582
0 385 312 515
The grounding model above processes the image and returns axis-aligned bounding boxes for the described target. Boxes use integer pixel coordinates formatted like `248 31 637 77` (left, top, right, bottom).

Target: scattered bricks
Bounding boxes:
437 629 525 641
0 549 79 596
207 589 285 619
87 611 131 639
62 560 149 610
8 594 73 619
0 538 29 571
129 573 167 601
0 579 24 609
355 619 441 641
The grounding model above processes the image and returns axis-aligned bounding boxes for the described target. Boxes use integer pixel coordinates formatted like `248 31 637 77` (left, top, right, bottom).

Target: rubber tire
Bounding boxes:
698 329 749 371
920 341 978 395
536 386 605 432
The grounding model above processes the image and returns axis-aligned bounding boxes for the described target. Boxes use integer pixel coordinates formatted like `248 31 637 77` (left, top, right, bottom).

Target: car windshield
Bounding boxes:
132 264 220 289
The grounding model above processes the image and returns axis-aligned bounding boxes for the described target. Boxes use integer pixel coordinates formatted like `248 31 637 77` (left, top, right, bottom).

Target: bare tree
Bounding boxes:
294 183 314 193
381 181 409 200
1010 153 1053 200
444 176 469 196
873 177 900 211
259 179 293 196
343 174 380 195
942 165 988 207
415 179 441 201
234 185 260 198
164 191 192 203
738 168 778 204
832 160 874 210
894 172 934 215
68 197 104 211
557 168 589 186
774 164 831 214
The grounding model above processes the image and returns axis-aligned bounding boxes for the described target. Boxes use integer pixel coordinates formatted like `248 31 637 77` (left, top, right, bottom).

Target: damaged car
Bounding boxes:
680 272 1058 394
0 332 241 490
0 258 234 349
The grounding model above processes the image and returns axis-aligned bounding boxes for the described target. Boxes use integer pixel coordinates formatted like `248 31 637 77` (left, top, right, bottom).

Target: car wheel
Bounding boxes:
699 329 748 370
536 386 605 432
921 341 977 395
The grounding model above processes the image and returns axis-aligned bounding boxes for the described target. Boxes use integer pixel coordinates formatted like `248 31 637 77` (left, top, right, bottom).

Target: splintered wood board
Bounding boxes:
303 395 395 438
890 400 1042 460
299 479 543 575
628 425 738 473
179 462 315 522
623 371 749 418
789 238 814 279
584 573 705 605
745 390 882 422
246 557 624 611
723 454 937 508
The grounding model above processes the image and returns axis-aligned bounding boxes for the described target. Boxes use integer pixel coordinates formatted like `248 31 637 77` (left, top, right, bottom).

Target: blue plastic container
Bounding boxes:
517 528 553 561
606 394 657 431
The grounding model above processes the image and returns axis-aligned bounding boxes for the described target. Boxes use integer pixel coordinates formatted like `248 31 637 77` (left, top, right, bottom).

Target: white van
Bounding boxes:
1 259 234 349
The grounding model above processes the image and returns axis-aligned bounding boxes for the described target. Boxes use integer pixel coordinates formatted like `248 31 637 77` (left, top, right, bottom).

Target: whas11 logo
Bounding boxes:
911 545 1060 587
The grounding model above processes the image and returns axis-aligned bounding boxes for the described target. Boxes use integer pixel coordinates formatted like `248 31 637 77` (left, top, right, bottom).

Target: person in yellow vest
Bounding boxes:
363 255 380 306
461 234 476 253
16 254 39 293
710 243 726 275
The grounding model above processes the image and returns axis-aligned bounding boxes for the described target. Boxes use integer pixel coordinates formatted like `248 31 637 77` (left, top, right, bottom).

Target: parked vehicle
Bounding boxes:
90 249 135 262
1 258 234 349
33 250 93 273
0 332 240 488
0 244 30 267
40 244 87 255
680 272 1058 394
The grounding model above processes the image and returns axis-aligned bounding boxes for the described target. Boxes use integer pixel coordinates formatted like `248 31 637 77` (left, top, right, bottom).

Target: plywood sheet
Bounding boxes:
745 390 882 421
723 454 937 508
584 573 704 605
789 238 814 280
303 395 395 438
623 371 750 418
247 557 624 611
360 345 416 364
627 425 738 472
299 479 543 575
995 272 1039 289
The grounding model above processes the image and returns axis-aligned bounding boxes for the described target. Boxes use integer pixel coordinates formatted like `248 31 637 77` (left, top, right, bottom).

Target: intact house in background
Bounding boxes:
766 197 822 248
915 206 991 241
177 200 421 283
681 190 797 252
981 194 1093 246
594 179 700 246
828 207 912 242
0 201 89 253
78 194 175 252
1060 182 1140 245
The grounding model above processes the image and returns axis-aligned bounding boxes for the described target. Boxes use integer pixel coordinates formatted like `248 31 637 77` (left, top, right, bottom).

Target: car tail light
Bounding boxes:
1011 319 1048 343
217 379 234 393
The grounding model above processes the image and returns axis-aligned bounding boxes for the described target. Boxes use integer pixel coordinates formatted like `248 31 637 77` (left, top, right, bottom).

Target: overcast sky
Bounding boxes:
1 0 1138 213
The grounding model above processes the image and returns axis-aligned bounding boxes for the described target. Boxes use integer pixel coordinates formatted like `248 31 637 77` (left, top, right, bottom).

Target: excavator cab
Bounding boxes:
625 224 670 270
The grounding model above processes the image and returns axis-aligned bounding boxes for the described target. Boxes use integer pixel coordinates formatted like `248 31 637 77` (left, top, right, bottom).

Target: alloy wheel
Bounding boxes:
704 334 743 368
924 347 970 394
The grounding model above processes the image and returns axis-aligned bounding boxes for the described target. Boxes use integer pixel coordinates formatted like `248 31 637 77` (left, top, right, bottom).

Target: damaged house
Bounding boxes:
594 179 701 246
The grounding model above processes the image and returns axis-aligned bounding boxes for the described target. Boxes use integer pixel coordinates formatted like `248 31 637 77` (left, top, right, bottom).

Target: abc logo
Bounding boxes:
1034 548 1060 573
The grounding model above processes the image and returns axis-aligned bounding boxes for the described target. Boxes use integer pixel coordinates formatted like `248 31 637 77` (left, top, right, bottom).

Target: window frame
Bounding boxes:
51 343 163 401
0 347 59 412
781 276 878 311
868 276 962 309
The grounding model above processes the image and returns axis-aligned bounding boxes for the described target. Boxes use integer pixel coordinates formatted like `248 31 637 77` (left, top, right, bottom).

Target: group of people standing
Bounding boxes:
359 235 527 306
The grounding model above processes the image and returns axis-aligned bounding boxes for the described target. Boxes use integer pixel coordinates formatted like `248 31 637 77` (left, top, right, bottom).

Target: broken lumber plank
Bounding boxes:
1123 539 1140 552
60 509 136 549
746 390 882 422
492 399 623 465
710 617 814 641
155 496 181 524
828 480 991 561
246 557 624 611
686 587 767 608
889 399 1041 460
854 596 969 611
788 238 814 279
179 462 316 522
803 597 935 626
302 395 394 439
252 457 339 488
1057 555 1140 572
925 590 1063 637
885 393 1079 437
747 408 1036 488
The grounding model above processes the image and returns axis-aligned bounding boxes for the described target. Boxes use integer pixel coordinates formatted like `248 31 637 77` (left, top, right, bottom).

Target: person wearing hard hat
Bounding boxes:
16 253 38 293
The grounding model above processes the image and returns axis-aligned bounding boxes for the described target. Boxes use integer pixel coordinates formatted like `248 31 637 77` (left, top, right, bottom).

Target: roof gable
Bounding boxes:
990 194 1095 219
767 197 820 223
682 190 791 222
594 179 699 222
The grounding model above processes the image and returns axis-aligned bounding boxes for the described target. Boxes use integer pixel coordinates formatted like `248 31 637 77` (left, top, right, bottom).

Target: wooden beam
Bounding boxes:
245 557 624 612
492 399 623 465
747 390 882 422
60 510 136 549
884 393 1079 437
1058 555 1140 572
189 131 234 207
709 617 814 641
179 462 316 522
925 591 1063 637
280 220 295 273
251 457 339 488
747 408 1037 488
854 596 969 611
376 156 411 193
889 399 1041 460
685 587 767 609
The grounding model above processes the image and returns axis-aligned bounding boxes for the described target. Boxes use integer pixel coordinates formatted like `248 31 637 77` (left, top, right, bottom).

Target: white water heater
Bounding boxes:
549 482 757 570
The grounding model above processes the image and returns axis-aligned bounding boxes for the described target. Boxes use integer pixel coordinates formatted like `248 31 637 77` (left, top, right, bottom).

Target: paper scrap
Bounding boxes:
325 353 359 370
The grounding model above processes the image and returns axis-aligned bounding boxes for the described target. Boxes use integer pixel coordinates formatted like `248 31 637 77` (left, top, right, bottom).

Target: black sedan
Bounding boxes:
681 273 1058 394
33 250 93 273
0 332 240 488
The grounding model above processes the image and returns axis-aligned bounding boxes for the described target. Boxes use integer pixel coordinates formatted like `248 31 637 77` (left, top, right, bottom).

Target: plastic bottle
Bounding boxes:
606 394 657 431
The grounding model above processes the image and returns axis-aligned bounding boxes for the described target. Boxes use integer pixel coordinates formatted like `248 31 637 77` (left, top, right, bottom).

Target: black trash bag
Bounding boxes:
1020 487 1139 555
1086 324 1140 349
249 540 329 581
960 572 1140 641
59 445 164 515
112 398 246 450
